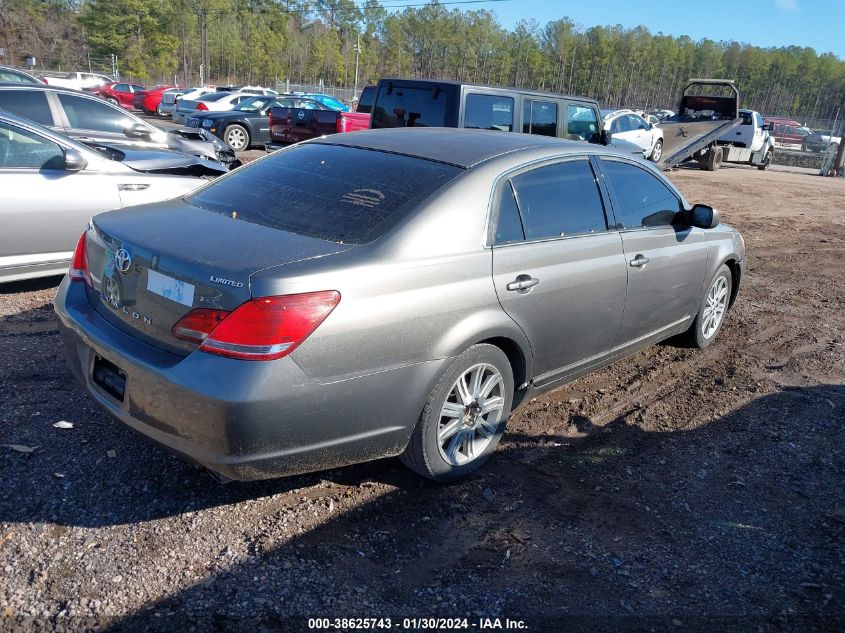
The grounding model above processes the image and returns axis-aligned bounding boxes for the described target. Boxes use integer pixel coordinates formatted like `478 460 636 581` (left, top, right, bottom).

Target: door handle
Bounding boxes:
629 255 650 268
506 275 540 291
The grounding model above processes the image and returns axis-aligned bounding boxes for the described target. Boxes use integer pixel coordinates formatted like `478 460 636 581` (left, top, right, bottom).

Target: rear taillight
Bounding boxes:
172 291 340 361
336 116 345 133
69 232 91 286
196 102 208 111
171 308 230 344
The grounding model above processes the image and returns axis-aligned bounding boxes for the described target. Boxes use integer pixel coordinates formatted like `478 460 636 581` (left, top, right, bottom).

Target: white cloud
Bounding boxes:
774 0 798 12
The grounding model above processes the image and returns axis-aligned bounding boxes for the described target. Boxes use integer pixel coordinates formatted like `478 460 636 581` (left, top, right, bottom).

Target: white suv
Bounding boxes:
602 109 664 162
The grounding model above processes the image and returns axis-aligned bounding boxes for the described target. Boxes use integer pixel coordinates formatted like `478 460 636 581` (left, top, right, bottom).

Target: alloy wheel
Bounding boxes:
225 127 248 150
702 275 728 339
437 363 505 466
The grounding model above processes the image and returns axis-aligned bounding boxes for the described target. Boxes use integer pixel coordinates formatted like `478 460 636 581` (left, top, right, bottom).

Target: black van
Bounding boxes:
369 78 612 147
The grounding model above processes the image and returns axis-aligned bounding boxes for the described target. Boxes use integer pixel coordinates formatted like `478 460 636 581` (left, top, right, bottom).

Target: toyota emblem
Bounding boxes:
114 248 132 274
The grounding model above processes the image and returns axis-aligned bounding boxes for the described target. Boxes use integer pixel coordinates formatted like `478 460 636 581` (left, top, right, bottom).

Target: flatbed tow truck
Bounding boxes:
655 79 743 171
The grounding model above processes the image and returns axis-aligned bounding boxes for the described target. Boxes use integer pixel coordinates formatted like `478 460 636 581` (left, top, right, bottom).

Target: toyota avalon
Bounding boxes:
54 128 745 481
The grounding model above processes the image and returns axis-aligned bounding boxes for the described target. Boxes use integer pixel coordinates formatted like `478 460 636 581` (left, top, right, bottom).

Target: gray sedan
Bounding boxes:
0 111 226 283
54 128 746 481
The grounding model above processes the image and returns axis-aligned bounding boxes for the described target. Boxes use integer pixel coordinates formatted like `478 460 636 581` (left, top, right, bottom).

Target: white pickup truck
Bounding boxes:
716 109 775 170
41 71 113 91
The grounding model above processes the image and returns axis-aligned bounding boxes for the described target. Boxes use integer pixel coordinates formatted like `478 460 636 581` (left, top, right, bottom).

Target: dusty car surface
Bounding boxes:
54 128 746 482
0 111 227 283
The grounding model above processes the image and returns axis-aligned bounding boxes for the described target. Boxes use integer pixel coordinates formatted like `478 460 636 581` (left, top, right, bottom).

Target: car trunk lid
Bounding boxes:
84 200 354 355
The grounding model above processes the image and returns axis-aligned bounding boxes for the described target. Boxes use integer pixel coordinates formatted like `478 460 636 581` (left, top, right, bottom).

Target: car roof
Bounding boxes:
310 127 623 169
377 77 597 104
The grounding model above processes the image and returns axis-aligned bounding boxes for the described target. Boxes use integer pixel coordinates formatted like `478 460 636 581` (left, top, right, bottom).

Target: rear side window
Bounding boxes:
371 85 447 128
464 94 514 132
494 182 525 245
0 90 54 126
356 86 376 114
523 100 557 137
58 93 134 134
509 159 607 240
187 144 462 244
199 92 230 102
600 159 681 229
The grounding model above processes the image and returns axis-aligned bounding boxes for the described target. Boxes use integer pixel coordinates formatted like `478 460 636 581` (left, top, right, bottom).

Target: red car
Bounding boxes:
133 85 178 115
95 82 146 109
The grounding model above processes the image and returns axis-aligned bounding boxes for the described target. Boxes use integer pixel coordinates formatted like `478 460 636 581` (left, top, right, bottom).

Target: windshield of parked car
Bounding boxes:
235 97 273 112
187 143 463 244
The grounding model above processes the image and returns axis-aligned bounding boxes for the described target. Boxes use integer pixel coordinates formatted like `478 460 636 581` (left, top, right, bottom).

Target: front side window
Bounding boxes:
629 115 649 130
600 159 681 229
509 159 607 240
567 104 599 142
0 90 54 125
523 100 557 137
372 85 448 128
0 121 64 169
464 94 514 132
58 93 135 134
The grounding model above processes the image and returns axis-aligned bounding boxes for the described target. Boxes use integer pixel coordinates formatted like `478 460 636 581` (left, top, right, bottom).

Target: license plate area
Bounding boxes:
92 356 126 402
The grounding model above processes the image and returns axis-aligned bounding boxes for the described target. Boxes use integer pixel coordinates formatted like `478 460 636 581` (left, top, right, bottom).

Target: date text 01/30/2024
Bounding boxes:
307 617 529 630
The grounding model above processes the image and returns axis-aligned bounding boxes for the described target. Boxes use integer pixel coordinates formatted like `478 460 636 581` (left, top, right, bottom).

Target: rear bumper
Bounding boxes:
265 141 287 152
54 278 435 480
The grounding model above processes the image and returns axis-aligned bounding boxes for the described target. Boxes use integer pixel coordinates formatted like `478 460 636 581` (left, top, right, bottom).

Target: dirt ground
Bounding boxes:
1 165 843 632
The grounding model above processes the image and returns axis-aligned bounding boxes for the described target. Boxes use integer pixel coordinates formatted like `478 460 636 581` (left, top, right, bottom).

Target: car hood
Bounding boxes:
87 142 228 177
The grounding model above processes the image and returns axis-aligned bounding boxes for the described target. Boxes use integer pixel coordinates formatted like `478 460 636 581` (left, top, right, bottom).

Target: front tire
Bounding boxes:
156 102 165 116
757 149 772 170
685 264 732 348
224 124 250 151
106 97 119 107
400 344 514 482
649 138 663 162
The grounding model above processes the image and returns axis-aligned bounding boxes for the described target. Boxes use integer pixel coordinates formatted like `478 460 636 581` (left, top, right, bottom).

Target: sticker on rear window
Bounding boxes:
147 269 195 307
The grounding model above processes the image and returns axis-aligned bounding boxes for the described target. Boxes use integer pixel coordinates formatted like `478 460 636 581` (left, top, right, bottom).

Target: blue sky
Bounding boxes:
483 0 843 58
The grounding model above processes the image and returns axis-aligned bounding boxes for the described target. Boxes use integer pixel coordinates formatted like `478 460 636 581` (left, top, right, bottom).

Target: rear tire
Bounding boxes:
400 344 513 482
685 264 732 349
702 146 723 171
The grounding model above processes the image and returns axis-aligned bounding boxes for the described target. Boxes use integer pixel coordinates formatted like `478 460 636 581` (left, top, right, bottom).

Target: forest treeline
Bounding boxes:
1 0 844 121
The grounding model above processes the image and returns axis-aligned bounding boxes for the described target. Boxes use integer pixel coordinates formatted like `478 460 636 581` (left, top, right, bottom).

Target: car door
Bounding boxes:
491 157 628 384
0 119 121 275
598 157 708 345
626 115 652 154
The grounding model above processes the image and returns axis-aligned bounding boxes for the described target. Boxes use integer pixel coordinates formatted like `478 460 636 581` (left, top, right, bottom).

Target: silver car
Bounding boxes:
0 111 226 283
55 129 746 481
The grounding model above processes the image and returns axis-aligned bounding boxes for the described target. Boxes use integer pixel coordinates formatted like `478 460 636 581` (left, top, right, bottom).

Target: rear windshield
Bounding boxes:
187 143 462 244
371 85 447 128
199 92 230 102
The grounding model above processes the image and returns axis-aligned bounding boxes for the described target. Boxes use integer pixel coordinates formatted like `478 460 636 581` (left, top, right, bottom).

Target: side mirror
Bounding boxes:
690 203 720 229
600 129 613 146
124 123 151 139
62 148 88 172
